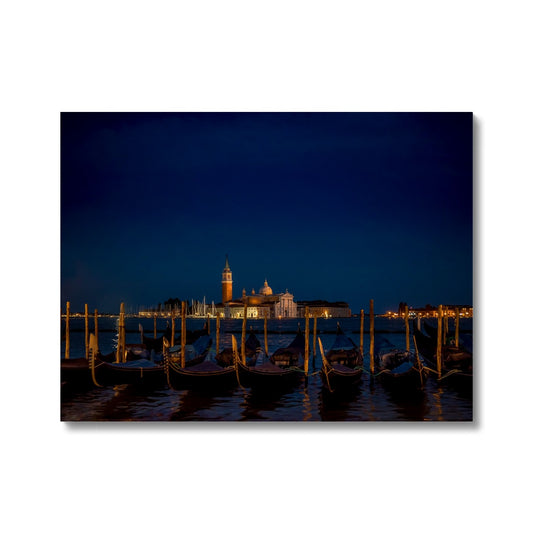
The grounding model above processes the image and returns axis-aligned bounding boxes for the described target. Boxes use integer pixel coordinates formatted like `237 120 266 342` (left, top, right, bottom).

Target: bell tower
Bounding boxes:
222 255 233 304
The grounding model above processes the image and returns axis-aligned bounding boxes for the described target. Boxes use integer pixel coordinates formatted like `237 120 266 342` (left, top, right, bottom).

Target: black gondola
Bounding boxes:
270 326 305 368
139 324 173 353
423 321 438 339
166 359 237 390
412 321 472 389
234 333 305 390
91 332 213 388
423 320 472 359
165 339 237 390
167 333 212 367
185 322 210 344
236 359 304 389
61 334 100 389
61 357 93 389
375 336 427 390
91 352 166 387
98 343 151 363
319 325 363 393
216 329 261 368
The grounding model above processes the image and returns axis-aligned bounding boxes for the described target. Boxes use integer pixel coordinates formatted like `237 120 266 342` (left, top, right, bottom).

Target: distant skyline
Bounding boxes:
61 112 473 314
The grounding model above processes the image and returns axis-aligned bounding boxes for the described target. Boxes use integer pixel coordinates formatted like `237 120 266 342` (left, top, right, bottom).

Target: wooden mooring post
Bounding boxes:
84 303 89 359
313 315 317 363
116 302 126 363
121 303 126 362
216 313 221 356
115 306 121 363
117 304 121 363
231 335 238 376
304 307 310 374
370 300 375 374
404 305 410 352
436 304 443 379
94 309 99 355
181 301 186 368
241 303 248 364
65 302 70 359
360 309 364 355
171 308 175 347
455 307 460 347
153 312 157 338
264 314 269 357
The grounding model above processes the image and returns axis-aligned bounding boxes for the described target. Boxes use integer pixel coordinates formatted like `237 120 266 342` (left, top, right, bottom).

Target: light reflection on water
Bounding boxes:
61 317 473 422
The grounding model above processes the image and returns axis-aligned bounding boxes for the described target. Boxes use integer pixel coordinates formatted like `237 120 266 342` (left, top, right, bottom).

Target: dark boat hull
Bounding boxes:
166 361 237 390
168 335 212 367
141 327 173 353
270 330 306 368
375 348 428 390
236 361 304 390
413 323 437 360
326 349 362 367
61 358 93 389
377 365 428 390
420 353 473 390
216 348 257 368
92 356 166 387
185 354 208 367
413 323 472 390
166 353 208 368
319 326 363 393
320 364 363 393
437 366 473 391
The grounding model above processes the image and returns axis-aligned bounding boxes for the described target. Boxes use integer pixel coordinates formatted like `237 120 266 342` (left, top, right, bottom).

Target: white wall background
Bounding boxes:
1 2 531 532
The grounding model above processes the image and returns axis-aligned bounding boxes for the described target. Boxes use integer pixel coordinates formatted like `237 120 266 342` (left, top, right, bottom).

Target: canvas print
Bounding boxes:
61 112 473 421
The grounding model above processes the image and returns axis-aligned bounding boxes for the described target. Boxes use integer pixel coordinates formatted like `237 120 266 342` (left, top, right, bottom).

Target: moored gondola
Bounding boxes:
98 343 151 363
236 359 304 389
89 328 167 387
139 324 173 353
61 333 100 390
270 326 305 368
61 357 93 389
184 321 210 344
90 350 166 388
215 328 261 368
325 323 363 366
166 359 237 390
167 333 212 367
412 321 472 390
165 340 237 390
80 328 214 388
89 316 168 386
234 334 304 390
319 325 363 394
420 320 471 360
374 336 427 390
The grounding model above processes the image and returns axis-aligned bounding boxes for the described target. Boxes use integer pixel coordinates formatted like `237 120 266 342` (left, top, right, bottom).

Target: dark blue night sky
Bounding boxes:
61 112 472 314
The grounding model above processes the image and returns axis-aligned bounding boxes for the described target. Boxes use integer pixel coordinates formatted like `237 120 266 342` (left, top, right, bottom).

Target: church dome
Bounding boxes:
259 279 273 296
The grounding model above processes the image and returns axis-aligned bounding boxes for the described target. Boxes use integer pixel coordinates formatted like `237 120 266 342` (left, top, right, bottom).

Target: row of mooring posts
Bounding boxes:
63 301 99 360
63 301 322 369
61 299 380 370
63 300 462 379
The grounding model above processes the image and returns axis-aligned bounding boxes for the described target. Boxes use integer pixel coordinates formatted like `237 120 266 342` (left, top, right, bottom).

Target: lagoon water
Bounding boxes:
61 317 473 422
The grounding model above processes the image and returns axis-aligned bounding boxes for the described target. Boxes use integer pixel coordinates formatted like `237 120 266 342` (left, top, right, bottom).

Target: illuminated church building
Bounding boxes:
218 256 298 319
